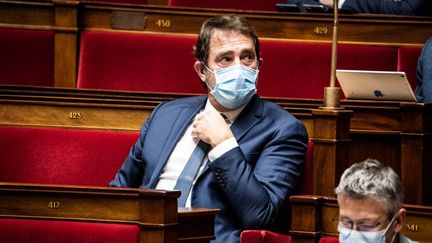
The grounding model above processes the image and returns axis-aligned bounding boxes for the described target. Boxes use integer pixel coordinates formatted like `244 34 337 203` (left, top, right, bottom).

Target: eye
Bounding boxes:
241 52 256 66
218 56 233 67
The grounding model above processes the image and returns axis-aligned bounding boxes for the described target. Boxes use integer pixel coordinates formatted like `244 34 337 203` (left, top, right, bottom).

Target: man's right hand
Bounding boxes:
319 0 334 7
191 110 234 148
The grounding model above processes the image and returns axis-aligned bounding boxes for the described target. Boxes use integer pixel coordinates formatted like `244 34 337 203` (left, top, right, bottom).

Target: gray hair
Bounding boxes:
335 159 403 216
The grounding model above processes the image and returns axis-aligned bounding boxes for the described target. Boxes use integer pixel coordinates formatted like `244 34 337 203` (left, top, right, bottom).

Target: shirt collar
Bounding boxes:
204 99 246 124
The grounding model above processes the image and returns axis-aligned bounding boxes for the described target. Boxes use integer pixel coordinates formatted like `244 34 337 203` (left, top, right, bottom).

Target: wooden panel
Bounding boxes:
0 182 218 243
0 1 54 29
76 2 432 45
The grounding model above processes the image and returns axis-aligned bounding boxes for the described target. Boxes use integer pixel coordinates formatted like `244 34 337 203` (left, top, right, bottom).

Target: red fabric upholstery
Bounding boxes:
398 46 422 89
77 31 205 94
0 28 54 87
240 230 292 243
168 0 286 11
319 237 339 243
240 230 264 243
0 126 139 186
85 0 147 4
258 41 399 99
0 218 139 243
299 140 313 195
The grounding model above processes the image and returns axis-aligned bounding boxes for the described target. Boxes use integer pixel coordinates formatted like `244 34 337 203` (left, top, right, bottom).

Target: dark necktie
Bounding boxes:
174 140 210 207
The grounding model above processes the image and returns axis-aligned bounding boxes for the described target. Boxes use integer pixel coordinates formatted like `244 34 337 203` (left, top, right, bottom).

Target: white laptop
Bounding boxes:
336 69 417 102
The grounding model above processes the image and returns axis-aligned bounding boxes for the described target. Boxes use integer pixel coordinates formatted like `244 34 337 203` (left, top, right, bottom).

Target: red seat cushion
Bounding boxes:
0 28 54 87
168 0 286 11
0 126 139 186
77 31 205 94
0 218 139 243
319 237 339 243
86 0 147 4
240 230 292 243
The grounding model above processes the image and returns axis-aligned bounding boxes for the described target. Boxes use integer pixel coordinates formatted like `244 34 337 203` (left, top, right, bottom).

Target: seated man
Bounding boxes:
415 36 432 103
335 159 417 243
109 15 308 243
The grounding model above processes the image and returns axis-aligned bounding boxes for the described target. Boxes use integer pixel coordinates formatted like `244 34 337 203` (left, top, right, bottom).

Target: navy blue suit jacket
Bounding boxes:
415 37 432 103
109 95 308 243
342 0 430 15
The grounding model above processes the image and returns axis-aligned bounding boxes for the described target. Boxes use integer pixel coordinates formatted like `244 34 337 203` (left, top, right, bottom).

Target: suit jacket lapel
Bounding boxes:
197 95 263 178
148 97 206 188
230 95 263 141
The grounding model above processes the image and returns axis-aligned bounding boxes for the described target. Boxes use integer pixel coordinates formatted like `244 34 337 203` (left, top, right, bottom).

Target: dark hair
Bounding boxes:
194 15 260 65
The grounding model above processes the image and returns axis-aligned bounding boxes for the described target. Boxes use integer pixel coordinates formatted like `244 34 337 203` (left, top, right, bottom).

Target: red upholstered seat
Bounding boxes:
397 46 422 89
241 230 292 243
299 140 313 195
77 31 205 94
0 28 54 87
0 126 139 186
85 0 147 4
168 0 286 11
0 218 139 243
319 237 339 243
258 41 398 99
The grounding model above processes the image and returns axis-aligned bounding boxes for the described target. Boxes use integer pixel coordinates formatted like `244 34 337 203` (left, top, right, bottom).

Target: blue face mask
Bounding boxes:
338 214 397 243
203 64 259 109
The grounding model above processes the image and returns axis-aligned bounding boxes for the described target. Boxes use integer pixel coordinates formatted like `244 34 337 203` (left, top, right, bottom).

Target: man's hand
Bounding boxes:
319 0 334 7
191 110 234 148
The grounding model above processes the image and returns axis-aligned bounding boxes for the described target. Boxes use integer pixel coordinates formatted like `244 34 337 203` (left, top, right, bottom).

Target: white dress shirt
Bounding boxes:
155 99 245 207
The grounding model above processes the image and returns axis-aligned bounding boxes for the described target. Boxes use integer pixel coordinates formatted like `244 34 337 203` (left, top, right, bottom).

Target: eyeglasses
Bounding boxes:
338 217 388 232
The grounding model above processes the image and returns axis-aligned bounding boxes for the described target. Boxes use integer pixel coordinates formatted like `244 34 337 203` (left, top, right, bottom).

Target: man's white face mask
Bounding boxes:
203 63 259 109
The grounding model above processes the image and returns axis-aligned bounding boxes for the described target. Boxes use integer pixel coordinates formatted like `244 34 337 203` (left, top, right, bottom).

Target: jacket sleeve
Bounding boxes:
108 103 163 188
342 0 427 15
415 37 432 103
207 118 308 227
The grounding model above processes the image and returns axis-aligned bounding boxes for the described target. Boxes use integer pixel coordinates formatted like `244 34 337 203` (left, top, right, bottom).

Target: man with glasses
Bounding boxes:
335 159 417 243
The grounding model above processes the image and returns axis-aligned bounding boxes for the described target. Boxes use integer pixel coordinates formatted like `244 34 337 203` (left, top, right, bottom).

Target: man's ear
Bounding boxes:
258 57 263 70
393 208 406 234
194 61 206 82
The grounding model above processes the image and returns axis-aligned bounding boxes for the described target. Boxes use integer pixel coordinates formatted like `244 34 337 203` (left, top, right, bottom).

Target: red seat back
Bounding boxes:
85 0 147 4
299 140 313 194
240 229 292 243
319 237 339 243
0 28 54 87
0 218 139 243
0 126 139 186
397 46 422 89
77 31 205 94
258 41 399 99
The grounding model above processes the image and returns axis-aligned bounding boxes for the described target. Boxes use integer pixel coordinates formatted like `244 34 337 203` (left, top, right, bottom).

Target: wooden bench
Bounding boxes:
2 85 431 206
0 182 218 243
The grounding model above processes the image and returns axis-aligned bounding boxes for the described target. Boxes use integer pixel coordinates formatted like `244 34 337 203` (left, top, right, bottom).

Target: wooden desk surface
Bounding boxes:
0 182 219 243
0 0 431 45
